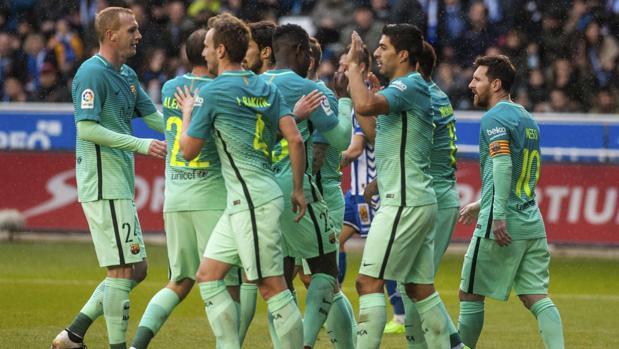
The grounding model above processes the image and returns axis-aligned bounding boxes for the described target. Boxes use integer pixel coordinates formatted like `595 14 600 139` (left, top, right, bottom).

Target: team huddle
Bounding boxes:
51 6 565 349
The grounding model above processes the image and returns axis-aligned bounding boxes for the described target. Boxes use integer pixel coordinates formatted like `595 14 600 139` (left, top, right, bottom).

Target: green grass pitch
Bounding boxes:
1 240 618 348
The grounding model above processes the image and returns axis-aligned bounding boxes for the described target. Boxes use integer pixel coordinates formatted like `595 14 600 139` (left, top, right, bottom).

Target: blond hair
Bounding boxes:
95 7 134 43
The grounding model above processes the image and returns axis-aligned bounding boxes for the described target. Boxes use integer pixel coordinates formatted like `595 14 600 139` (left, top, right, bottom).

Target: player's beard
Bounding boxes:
247 58 263 74
474 91 489 108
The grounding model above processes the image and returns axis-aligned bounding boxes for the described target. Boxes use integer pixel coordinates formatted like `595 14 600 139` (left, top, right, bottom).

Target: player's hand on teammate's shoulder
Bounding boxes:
492 220 512 246
294 89 324 121
291 189 307 223
458 200 481 225
147 139 167 159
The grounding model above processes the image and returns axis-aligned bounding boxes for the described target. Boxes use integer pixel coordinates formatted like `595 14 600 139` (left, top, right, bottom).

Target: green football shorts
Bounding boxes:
460 237 550 301
164 210 240 286
204 198 285 282
280 198 338 259
432 205 459 275
359 204 437 284
82 199 146 267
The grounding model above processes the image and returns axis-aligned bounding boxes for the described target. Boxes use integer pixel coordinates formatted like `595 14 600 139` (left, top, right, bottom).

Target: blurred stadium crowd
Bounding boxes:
1 0 618 113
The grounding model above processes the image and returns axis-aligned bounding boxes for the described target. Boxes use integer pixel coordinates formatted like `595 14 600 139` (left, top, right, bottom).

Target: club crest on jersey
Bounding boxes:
130 84 137 96
130 243 140 255
320 96 333 115
81 89 94 109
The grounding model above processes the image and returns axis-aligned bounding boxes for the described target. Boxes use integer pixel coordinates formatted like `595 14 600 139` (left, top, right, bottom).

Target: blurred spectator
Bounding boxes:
28 62 71 102
590 87 619 114
0 32 27 99
548 88 578 112
389 0 425 31
438 0 466 49
575 20 619 88
163 1 195 57
47 18 84 75
340 5 383 54
370 0 390 22
23 33 53 93
527 69 547 107
538 8 573 66
457 1 498 67
312 0 353 46
2 76 27 102
142 48 168 102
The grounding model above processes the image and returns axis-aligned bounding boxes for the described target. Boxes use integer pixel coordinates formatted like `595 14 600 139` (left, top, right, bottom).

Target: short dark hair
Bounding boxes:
272 23 309 56
207 13 250 64
185 28 208 67
473 55 516 93
343 44 371 71
418 41 437 77
381 23 423 67
309 37 322 72
249 21 276 65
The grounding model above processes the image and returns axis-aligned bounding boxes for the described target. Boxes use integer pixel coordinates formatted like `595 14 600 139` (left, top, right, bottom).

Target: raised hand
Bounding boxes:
333 71 350 98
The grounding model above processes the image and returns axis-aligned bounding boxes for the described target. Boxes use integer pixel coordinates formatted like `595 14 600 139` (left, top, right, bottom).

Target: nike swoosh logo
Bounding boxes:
362 262 374 267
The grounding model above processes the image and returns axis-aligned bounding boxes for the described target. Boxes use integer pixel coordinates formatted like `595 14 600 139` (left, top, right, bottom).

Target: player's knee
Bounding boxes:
405 283 435 301
459 289 484 302
518 294 546 309
355 274 382 295
132 263 148 283
167 279 194 300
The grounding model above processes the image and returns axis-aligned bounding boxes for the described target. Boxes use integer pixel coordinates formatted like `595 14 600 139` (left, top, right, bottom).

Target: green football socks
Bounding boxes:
325 291 355 349
239 283 257 345
402 292 427 349
103 277 132 348
131 287 180 349
356 293 386 349
267 289 303 349
199 280 240 349
458 301 484 348
68 281 105 338
415 292 450 348
303 273 336 347
530 298 564 349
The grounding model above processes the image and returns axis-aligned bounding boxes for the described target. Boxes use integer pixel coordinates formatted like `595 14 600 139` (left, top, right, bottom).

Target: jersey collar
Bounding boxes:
263 69 296 76
219 69 254 77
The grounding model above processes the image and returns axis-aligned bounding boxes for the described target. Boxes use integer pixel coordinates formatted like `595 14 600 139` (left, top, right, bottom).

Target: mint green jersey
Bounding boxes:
475 101 545 240
73 55 157 202
261 69 338 206
428 81 459 209
161 73 226 212
188 70 288 214
313 81 343 209
376 72 435 207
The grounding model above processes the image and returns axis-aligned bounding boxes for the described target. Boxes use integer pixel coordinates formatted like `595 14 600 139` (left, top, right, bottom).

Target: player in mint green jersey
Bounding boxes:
304 37 356 349
129 29 239 349
52 7 167 349
344 27 453 348
457 55 564 349
261 24 352 349
397 41 467 349
177 14 306 349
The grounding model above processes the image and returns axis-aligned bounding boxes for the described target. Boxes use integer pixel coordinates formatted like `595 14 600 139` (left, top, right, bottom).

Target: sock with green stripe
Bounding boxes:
415 292 450 348
199 280 240 349
458 301 484 348
268 289 303 349
303 273 336 347
530 298 564 349
325 291 355 349
356 293 386 349
67 281 105 339
103 277 132 348
131 288 180 349
239 283 257 345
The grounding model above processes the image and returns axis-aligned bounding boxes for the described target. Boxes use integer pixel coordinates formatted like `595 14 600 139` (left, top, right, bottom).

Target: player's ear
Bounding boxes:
261 46 272 61
398 49 409 64
216 43 226 60
491 78 502 93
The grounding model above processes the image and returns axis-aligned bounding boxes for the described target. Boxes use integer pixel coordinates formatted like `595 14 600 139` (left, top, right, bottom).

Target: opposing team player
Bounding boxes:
52 7 166 349
458 55 565 349
177 13 306 349
345 27 453 348
129 29 240 349
261 24 352 349
398 41 466 349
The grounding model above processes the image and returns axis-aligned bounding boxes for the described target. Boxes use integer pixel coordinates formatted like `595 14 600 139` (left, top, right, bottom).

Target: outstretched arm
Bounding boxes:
77 120 166 159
